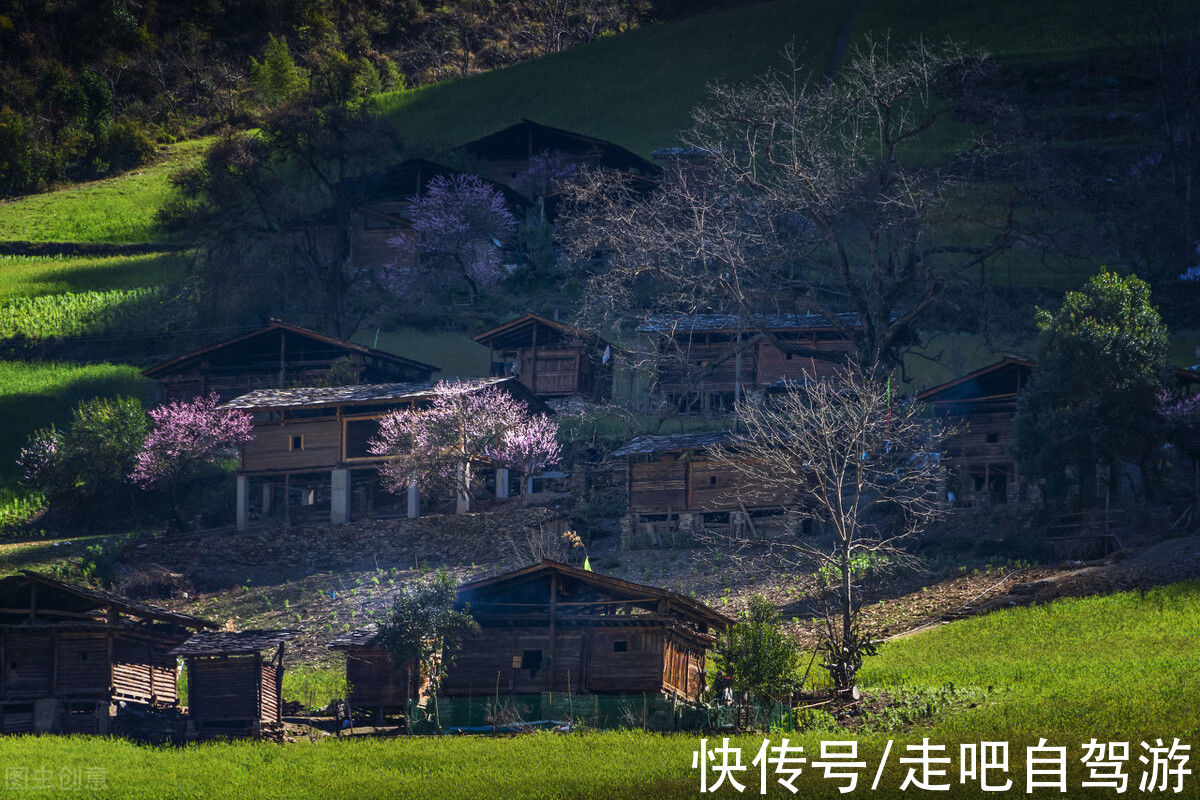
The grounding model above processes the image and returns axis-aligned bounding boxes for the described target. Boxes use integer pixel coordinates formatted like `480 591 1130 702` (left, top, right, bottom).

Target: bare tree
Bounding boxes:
559 38 1022 397
707 369 949 693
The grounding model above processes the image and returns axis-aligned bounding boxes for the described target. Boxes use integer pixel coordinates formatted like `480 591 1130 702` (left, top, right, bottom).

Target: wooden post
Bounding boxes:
236 474 250 531
529 323 539 395
546 571 558 692
407 475 420 518
278 330 287 387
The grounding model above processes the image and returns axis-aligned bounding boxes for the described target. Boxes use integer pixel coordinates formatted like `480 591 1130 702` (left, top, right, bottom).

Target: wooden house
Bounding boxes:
638 313 861 413
611 432 798 539
327 625 424 719
223 377 549 529
142 320 438 403
917 357 1035 506
473 312 612 400
0 571 215 735
456 119 660 199
441 561 730 701
170 630 296 738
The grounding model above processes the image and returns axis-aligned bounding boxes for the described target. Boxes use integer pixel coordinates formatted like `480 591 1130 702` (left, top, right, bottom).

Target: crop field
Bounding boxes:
0 580 1193 798
0 253 187 300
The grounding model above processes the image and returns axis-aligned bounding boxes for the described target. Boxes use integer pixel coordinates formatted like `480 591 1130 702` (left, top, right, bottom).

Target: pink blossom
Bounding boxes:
516 150 578 197
18 428 60 488
488 415 562 492
370 381 545 501
387 174 517 301
130 393 254 487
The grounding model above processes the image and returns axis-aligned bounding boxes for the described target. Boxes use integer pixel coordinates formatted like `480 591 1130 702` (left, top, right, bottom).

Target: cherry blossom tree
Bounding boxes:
489 413 562 497
389 173 517 304
130 393 254 488
370 381 536 513
516 149 578 198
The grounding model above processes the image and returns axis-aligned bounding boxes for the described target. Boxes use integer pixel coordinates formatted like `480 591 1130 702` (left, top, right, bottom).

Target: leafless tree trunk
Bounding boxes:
705 368 951 692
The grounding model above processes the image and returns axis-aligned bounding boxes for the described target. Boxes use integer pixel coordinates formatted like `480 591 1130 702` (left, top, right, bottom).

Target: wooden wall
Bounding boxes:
441 626 690 698
187 656 272 722
242 418 343 473
627 453 786 516
657 334 855 397
344 648 421 708
662 633 707 700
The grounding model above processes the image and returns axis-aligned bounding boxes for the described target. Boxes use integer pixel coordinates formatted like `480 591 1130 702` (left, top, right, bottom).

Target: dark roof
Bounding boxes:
221 376 547 413
473 312 605 348
638 312 862 334
326 624 381 650
0 571 216 629
610 431 735 457
458 560 732 629
458 119 659 177
344 158 533 213
916 357 1035 404
169 629 297 656
142 320 438 379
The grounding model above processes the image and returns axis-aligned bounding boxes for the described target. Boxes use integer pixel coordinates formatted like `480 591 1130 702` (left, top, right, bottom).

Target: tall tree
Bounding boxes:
1015 270 1170 500
707 369 948 693
559 39 1023 393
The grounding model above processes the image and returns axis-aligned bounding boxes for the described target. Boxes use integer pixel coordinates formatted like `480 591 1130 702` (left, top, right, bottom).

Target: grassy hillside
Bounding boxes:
0 580 1194 798
0 253 187 300
0 139 209 245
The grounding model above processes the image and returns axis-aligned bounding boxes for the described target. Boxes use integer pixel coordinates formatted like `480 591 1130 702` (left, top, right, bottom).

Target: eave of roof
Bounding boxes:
458 559 732 628
142 320 439 379
610 431 735 457
915 356 1035 403
169 629 298 656
637 312 862 334
17 571 216 629
473 312 603 346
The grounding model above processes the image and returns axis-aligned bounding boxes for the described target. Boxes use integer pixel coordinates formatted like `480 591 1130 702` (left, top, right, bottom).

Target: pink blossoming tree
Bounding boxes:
130 393 254 488
370 381 559 512
389 173 517 304
489 414 562 497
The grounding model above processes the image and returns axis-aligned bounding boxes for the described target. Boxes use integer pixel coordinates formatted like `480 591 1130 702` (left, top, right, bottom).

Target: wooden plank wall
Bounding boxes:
242 418 342 473
345 648 421 707
628 456 688 516
260 663 281 723
187 657 262 722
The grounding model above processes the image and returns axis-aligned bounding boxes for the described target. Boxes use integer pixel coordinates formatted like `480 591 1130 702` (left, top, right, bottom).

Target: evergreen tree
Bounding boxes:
249 35 310 108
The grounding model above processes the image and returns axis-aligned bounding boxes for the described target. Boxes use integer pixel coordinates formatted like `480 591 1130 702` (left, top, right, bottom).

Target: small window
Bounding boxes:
986 433 999 444
613 640 628 653
785 353 793 360
290 435 304 452
520 649 543 671
709 476 718 486
80 652 88 661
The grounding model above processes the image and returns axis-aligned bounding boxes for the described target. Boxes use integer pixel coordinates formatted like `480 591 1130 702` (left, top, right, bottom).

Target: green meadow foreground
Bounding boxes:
2 581 1195 799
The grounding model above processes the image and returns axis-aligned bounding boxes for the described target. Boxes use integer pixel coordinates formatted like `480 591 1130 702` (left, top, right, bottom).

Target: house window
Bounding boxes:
986 433 999 444
785 353 793 360
709 476 718 486
613 640 628 653
520 649 543 672
290 435 304 452
80 652 88 661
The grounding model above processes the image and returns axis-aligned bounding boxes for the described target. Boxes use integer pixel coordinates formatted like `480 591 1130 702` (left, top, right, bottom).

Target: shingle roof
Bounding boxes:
0 571 216 630
221 376 530 411
638 312 861 334
610 431 735 457
169 629 297 656
326 624 381 650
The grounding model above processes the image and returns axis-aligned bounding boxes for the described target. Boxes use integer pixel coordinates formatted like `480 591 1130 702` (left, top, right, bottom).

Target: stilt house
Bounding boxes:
441 561 731 701
142 320 438 403
474 312 612 400
0 571 215 734
223 377 548 529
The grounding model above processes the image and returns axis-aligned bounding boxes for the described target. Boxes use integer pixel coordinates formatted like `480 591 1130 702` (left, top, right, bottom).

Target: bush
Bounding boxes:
95 117 157 173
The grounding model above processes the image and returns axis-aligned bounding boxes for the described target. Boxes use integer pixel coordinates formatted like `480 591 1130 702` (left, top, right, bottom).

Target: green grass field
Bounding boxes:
0 139 209 245
0 580 1193 798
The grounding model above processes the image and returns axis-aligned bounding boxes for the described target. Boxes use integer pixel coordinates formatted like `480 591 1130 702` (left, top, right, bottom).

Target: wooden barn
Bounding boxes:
223 377 548 529
143 320 439 403
611 432 798 542
0 571 215 735
457 119 660 199
441 561 730 701
474 312 612 400
170 630 296 738
917 357 1035 506
327 625 424 719
637 313 861 413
